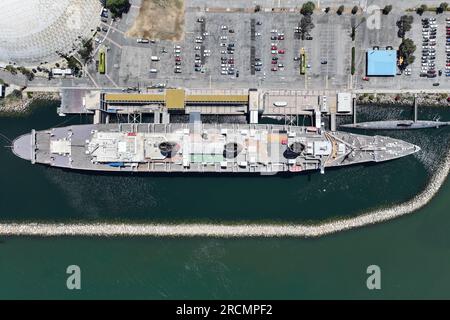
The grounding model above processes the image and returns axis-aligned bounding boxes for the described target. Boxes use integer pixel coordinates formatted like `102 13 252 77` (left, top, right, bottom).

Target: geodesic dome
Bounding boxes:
0 0 102 66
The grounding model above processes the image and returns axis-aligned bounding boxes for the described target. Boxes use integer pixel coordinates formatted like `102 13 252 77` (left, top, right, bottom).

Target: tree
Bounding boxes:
5 65 17 75
437 2 448 13
324 7 330 13
416 4 427 15
301 1 315 15
106 0 131 18
382 5 393 15
396 15 414 38
299 15 315 40
399 38 416 68
78 39 93 63
254 5 261 12
337 5 344 15
351 6 358 15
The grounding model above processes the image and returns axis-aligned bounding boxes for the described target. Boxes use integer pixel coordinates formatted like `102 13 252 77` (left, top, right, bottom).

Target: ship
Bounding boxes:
12 123 420 174
340 120 450 130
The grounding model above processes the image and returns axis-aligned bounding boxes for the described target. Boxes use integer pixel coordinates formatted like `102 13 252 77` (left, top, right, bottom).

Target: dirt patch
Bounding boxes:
126 0 185 41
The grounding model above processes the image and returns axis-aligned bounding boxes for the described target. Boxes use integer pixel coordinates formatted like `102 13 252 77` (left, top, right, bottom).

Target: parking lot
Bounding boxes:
355 12 450 90
96 8 353 90
89 2 450 93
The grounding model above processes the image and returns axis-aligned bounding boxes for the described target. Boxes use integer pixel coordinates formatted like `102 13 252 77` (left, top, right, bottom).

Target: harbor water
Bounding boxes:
0 101 449 298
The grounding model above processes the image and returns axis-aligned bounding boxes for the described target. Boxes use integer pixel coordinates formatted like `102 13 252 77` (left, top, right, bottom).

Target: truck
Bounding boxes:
151 56 160 61
137 38 149 44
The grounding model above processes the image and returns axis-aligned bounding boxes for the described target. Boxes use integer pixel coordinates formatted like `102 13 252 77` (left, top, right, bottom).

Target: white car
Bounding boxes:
221 70 227 75
271 50 277 54
195 46 201 50
271 29 278 33
255 32 261 37
174 45 181 49
204 49 211 53
220 43 227 47
195 39 203 43
221 25 228 30
203 32 209 36
220 36 228 40
221 50 226 54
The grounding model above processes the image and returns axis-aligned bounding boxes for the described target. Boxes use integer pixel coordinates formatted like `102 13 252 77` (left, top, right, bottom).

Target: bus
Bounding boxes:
99 50 106 74
300 48 306 75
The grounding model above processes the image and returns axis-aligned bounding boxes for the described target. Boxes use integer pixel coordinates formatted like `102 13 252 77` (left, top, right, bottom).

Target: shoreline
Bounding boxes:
0 92 60 116
357 92 450 108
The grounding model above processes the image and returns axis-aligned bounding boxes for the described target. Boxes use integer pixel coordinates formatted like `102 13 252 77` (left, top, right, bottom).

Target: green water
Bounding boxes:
0 102 450 299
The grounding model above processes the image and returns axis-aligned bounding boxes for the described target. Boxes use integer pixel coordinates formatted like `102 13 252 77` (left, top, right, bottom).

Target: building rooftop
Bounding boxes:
0 0 101 66
366 49 397 76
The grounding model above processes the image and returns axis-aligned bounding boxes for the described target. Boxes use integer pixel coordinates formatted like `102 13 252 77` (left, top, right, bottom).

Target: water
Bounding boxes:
0 101 450 299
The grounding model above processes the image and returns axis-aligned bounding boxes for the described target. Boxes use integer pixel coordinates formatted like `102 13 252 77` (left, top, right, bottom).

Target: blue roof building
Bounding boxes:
366 49 397 76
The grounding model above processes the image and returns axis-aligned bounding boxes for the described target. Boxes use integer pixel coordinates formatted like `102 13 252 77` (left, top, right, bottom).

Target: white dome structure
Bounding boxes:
0 0 102 66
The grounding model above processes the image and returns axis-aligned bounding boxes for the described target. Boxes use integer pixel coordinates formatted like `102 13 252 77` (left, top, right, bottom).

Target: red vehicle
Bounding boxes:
362 76 369 81
271 45 277 50
271 60 277 64
278 35 285 40
271 67 278 71
278 49 285 54
175 57 181 61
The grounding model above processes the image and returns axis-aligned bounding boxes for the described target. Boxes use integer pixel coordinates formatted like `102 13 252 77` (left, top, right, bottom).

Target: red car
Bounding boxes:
278 49 285 54
271 67 278 71
271 60 277 64
278 35 285 40
271 45 277 50
362 76 369 81
175 57 181 61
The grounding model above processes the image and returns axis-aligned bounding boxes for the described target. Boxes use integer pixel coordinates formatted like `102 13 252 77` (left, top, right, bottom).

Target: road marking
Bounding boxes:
105 72 119 88
85 70 99 88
